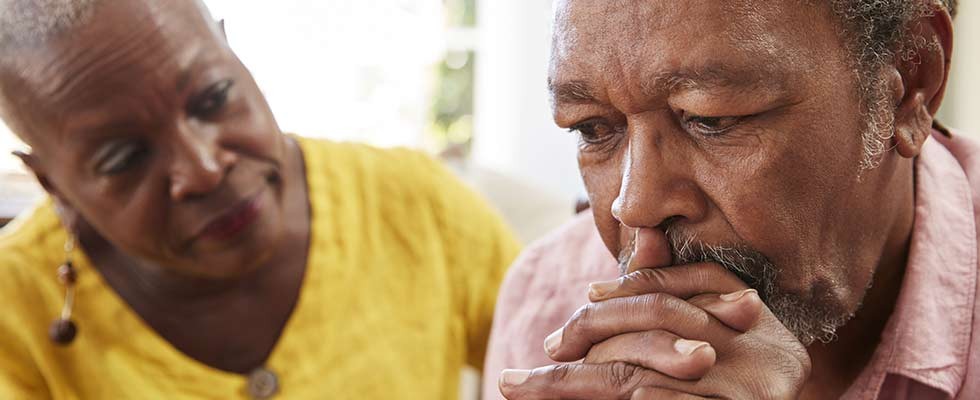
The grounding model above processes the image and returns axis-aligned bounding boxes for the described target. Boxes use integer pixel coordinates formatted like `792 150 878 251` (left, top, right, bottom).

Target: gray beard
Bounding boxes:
617 226 856 346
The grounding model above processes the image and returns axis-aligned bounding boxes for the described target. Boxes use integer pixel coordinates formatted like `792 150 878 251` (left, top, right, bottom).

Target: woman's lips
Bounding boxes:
199 191 264 242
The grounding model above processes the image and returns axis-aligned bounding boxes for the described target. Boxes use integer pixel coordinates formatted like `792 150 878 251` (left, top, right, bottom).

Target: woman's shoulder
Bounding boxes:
293 134 515 250
295 135 442 176
294 135 457 204
0 200 63 287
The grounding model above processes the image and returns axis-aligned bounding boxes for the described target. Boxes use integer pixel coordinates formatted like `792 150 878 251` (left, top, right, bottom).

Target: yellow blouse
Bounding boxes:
0 137 521 399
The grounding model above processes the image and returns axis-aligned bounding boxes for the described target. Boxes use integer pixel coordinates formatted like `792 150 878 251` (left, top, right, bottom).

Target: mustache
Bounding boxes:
617 227 777 302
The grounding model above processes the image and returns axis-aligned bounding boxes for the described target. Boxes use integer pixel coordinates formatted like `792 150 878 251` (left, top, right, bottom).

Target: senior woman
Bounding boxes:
0 0 520 399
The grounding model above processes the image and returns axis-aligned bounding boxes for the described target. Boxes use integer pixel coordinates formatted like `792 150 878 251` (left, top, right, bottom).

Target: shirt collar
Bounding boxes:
875 130 978 395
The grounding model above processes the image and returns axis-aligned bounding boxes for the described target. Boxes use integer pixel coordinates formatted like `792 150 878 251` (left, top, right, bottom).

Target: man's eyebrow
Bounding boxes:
655 65 783 93
550 65 787 105
548 79 600 104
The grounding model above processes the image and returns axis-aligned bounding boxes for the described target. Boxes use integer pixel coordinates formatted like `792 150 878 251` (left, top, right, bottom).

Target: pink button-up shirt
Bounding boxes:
482 130 980 399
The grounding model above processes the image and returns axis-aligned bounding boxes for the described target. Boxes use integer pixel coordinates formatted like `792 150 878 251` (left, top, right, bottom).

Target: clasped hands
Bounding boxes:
499 229 811 400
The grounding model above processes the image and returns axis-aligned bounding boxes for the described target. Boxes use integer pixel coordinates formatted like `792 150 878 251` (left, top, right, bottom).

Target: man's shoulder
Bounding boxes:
295 134 457 210
482 209 618 392
521 211 602 257
294 135 438 179
508 210 618 288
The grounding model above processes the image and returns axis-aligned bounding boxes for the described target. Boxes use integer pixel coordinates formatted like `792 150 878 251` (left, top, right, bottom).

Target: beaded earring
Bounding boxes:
49 235 78 345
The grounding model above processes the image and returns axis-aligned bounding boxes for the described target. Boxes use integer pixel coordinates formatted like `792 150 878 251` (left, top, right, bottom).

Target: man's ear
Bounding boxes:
13 150 80 229
893 6 954 158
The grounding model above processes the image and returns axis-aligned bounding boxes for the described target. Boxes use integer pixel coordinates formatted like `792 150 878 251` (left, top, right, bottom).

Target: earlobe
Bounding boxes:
890 7 953 159
13 150 82 230
893 92 931 158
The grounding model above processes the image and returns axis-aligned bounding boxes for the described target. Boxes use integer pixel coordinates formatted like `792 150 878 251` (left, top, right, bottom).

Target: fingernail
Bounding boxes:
500 369 532 387
544 328 563 355
674 339 710 356
588 279 620 298
720 288 757 302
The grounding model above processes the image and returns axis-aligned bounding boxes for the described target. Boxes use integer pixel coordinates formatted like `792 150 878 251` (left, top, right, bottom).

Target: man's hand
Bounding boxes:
498 263 811 400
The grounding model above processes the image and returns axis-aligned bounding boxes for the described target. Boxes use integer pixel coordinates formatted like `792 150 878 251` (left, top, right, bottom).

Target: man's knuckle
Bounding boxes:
729 335 809 400
567 303 597 334
686 293 717 309
548 364 574 384
605 361 642 389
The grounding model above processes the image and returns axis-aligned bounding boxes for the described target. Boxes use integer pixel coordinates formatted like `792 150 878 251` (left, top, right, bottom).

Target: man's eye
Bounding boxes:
96 143 148 175
568 120 621 149
681 113 743 136
189 79 234 117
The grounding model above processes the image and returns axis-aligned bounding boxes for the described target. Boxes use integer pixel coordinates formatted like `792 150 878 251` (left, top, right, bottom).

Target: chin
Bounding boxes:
189 213 285 279
768 269 859 345
191 245 279 280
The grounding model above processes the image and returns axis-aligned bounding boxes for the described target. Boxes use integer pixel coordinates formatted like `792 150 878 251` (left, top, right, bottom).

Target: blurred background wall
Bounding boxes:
937 0 980 131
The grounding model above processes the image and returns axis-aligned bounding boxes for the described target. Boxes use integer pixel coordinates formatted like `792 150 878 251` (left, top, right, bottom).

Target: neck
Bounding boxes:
78 228 273 302
801 161 917 398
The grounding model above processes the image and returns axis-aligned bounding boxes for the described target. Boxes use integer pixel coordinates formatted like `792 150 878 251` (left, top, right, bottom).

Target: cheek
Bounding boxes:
698 116 866 281
76 184 174 258
579 152 625 255
222 90 284 163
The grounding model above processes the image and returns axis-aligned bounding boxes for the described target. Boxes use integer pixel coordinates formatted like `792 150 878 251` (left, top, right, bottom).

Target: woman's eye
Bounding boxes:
568 120 621 149
189 79 234 117
96 143 148 175
682 113 743 136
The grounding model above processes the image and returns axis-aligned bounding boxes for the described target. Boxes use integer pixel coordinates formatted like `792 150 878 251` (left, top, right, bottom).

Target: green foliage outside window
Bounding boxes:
444 0 476 27
427 50 475 156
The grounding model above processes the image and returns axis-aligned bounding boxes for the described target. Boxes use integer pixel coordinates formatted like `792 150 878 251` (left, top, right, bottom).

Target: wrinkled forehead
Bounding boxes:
9 0 221 89
549 0 827 82
5 0 220 72
0 0 224 145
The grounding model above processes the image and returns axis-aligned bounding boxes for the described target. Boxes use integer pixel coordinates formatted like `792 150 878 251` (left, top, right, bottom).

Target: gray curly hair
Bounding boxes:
0 0 100 48
830 0 957 169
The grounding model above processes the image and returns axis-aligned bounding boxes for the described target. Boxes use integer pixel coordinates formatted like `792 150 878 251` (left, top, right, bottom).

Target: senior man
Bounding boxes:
485 0 977 399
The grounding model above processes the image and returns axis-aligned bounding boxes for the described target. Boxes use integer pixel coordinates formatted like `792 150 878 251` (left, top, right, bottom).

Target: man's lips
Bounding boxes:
196 190 264 242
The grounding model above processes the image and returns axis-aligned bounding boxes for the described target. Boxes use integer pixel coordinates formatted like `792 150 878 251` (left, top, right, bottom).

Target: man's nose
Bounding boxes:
610 127 708 229
168 124 237 201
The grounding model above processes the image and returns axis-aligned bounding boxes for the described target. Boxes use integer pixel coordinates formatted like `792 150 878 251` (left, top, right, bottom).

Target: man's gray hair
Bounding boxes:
831 0 957 169
0 0 101 49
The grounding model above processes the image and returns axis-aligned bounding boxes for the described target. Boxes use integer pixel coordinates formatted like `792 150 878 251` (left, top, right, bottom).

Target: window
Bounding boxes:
0 0 484 219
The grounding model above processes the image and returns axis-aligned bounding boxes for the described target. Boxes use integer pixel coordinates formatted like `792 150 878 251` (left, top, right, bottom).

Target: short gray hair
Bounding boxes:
0 0 101 50
830 0 957 169
0 1 102 142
